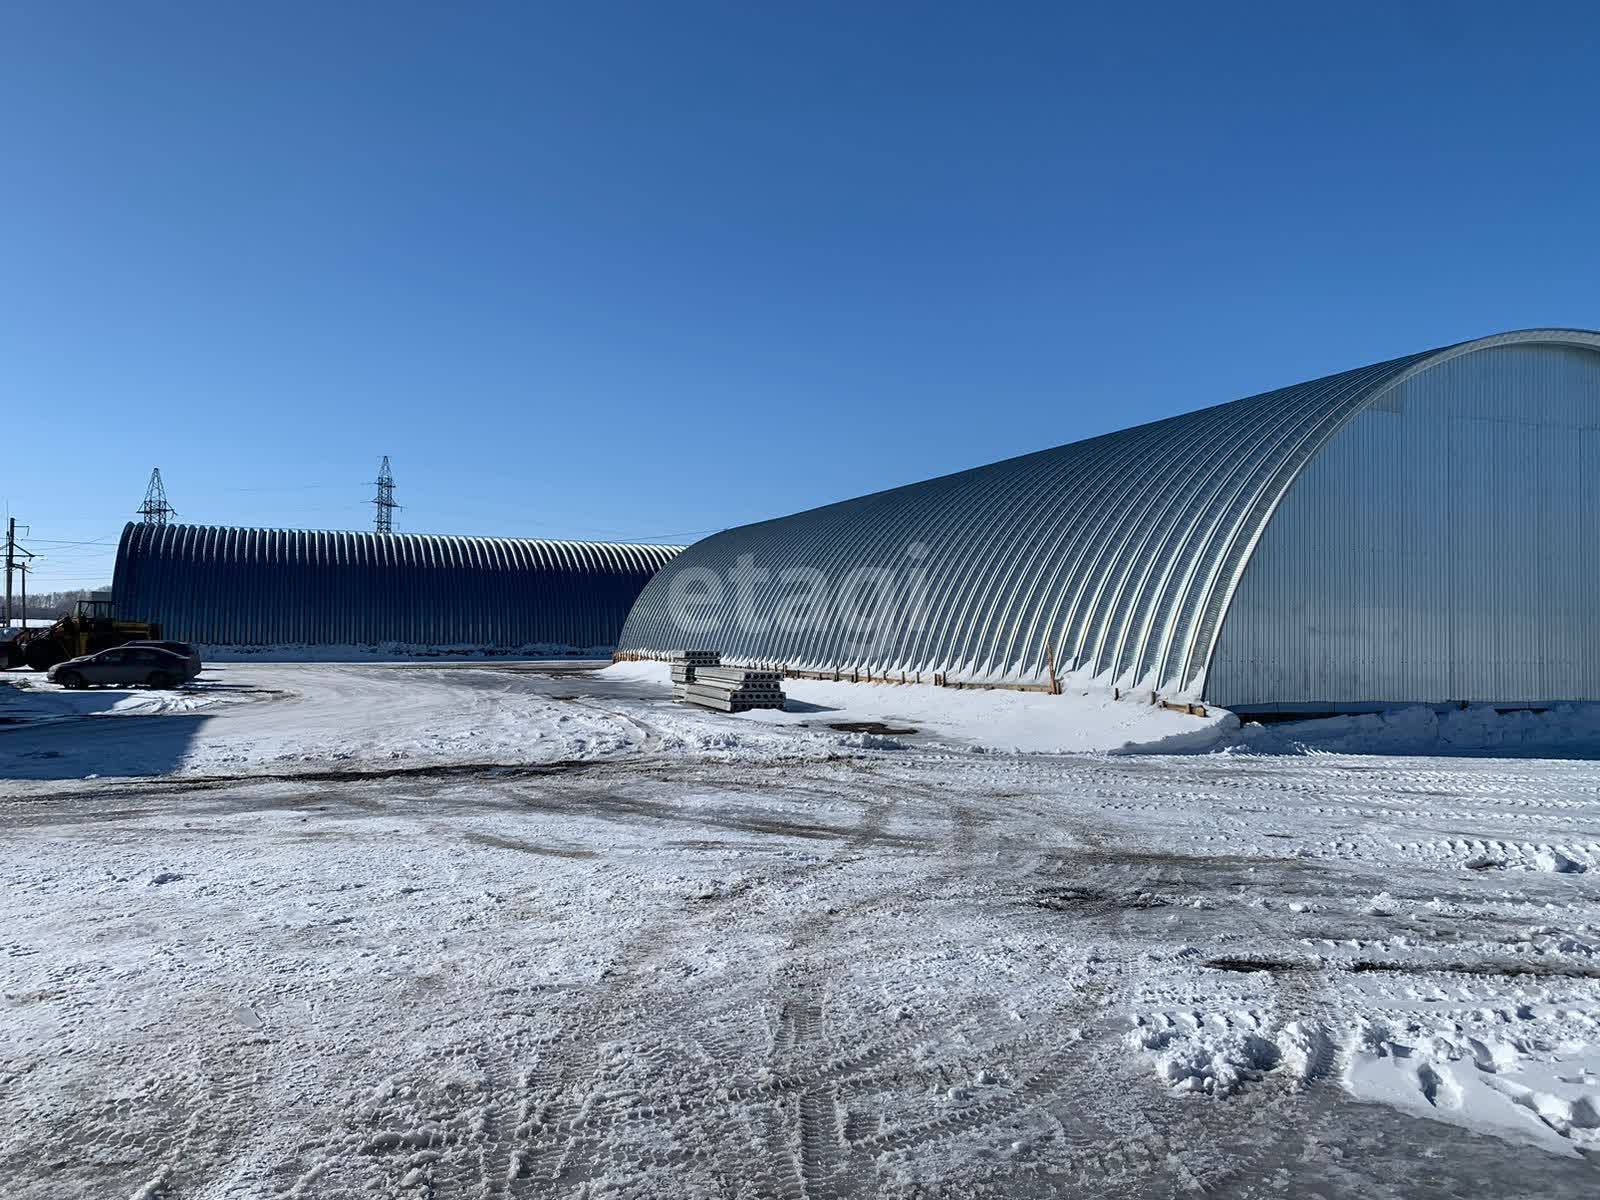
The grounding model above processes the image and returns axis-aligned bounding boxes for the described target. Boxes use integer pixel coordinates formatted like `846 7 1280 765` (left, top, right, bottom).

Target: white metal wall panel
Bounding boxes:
1208 343 1600 706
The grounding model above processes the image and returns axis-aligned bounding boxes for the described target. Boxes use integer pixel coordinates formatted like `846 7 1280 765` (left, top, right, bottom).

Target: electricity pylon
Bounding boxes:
138 468 177 525
372 456 399 534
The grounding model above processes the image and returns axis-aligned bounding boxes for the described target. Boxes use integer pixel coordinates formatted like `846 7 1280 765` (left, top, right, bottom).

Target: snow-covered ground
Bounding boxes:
0 659 1235 779
10 658 1595 775
2 661 1598 1196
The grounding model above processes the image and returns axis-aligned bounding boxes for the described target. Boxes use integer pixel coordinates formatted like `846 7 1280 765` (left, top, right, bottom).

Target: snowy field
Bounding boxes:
2 662 1598 1197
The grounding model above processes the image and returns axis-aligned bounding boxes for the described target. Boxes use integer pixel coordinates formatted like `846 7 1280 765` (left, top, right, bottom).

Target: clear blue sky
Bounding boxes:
3 1 1597 590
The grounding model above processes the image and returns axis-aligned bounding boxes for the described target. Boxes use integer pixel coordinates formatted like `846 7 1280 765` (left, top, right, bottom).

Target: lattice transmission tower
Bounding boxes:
138 468 177 525
372 456 399 534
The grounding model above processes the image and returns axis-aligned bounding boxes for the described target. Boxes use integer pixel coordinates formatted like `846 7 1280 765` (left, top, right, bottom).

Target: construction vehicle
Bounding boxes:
18 596 164 672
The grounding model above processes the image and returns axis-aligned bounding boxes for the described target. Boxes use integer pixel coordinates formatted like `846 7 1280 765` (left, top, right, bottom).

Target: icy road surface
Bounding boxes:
1 662 1599 1198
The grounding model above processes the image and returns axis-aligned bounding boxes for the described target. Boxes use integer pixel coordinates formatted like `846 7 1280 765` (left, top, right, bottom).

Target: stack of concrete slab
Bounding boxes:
676 659 787 712
670 649 721 699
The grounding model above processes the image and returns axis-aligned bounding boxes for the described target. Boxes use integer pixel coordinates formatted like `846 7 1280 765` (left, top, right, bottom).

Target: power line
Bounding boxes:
223 483 357 493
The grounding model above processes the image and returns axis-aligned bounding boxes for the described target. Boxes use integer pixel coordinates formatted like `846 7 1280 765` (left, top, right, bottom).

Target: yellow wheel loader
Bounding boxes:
20 598 164 672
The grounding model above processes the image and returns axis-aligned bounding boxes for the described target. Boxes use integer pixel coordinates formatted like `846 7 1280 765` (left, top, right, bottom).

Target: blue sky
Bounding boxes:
3 1 1597 590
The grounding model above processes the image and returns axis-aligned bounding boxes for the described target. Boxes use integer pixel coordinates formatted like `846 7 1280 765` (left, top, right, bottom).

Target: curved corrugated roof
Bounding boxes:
617 329 1600 693
114 523 682 650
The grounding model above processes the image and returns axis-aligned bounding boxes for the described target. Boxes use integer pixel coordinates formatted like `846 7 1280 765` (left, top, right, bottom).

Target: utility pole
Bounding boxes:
4 518 33 626
371 456 399 535
138 468 177 525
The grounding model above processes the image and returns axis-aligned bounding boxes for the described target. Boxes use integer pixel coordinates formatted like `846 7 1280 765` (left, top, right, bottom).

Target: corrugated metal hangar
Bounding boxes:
618 329 1600 710
114 524 682 652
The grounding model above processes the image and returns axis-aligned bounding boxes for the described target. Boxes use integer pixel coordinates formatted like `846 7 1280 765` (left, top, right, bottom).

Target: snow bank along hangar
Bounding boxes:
618 329 1600 712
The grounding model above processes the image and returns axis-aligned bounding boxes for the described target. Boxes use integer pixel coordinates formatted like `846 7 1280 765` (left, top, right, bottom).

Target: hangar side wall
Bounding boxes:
1207 344 1600 708
113 524 682 651
615 352 1434 690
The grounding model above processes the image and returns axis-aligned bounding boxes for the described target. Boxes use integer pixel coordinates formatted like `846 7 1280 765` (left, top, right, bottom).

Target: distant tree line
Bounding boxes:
6 587 112 620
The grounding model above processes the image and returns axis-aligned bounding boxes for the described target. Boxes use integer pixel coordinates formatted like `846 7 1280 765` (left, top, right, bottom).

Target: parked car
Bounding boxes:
122 640 202 676
47 645 198 690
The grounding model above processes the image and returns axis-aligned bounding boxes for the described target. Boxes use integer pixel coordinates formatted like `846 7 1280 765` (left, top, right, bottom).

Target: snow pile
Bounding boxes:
1534 848 1587 874
1130 1002 1600 1157
1272 1019 1333 1085
1343 1017 1600 1157
1125 1007 1291 1095
1227 703 1600 757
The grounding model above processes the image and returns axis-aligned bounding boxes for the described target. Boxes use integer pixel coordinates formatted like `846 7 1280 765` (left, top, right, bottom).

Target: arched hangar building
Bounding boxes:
618 329 1600 711
114 524 682 653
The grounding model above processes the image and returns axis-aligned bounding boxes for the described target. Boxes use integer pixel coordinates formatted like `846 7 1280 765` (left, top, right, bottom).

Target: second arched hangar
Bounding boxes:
618 329 1600 711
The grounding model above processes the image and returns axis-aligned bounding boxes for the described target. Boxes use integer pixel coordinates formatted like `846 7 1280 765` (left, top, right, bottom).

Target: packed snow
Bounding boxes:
2 659 1599 1196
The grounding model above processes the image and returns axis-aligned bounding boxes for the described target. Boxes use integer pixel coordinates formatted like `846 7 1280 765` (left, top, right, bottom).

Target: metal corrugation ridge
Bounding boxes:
615 356 1420 683
618 332 1600 691
112 524 685 649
